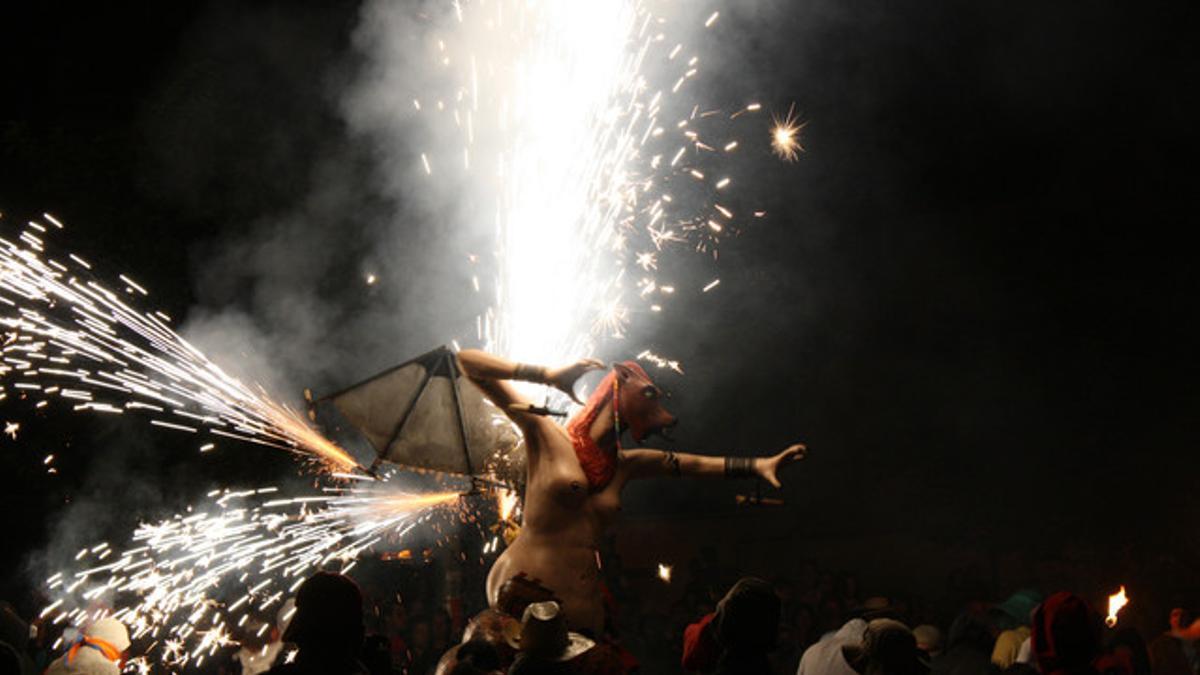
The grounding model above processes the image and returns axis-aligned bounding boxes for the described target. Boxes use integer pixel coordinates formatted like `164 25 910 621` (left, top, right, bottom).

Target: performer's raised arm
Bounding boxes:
456 349 603 428
621 444 807 487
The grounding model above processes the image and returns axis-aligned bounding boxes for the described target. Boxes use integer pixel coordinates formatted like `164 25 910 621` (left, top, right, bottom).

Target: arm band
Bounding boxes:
664 451 682 477
724 456 755 479
513 363 547 382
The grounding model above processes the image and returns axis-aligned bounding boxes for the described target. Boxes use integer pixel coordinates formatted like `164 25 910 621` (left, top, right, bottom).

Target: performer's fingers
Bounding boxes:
583 358 605 370
766 472 782 489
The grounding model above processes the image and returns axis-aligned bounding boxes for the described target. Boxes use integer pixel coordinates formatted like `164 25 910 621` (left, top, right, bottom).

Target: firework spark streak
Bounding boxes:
0 216 360 472
403 1 768 373
42 484 458 670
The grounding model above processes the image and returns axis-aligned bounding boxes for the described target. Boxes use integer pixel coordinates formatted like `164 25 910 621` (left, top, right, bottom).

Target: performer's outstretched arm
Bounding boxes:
621 444 806 488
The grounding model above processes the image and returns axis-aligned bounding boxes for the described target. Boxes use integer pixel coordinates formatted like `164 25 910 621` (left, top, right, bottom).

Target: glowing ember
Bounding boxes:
770 104 805 162
657 563 672 583
1106 585 1129 627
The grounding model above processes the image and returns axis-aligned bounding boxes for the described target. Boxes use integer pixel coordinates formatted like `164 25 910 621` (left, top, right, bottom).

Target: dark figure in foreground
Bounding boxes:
682 577 783 674
1031 592 1126 675
267 572 367 675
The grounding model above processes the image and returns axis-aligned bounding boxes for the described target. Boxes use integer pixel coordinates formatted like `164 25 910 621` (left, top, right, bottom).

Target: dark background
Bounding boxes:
1 0 1197 623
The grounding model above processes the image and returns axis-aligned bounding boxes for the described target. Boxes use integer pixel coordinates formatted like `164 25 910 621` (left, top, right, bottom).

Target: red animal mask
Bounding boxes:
566 361 677 490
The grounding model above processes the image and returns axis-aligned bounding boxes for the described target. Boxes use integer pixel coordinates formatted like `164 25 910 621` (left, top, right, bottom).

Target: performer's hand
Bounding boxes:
545 358 605 404
757 443 807 488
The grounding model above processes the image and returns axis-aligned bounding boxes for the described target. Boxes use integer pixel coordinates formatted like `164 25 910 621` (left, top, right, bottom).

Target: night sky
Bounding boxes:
1 0 1197 612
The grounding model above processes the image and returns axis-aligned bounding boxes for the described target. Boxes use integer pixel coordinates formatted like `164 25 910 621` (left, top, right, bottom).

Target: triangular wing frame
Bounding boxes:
311 346 507 484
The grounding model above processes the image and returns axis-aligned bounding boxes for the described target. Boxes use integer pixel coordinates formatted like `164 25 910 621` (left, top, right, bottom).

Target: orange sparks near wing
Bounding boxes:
770 104 805 162
260 399 360 472
497 488 520 522
358 491 461 518
1106 586 1129 627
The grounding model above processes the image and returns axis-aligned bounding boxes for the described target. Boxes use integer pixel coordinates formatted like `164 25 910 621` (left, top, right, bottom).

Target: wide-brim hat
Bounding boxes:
505 601 595 662
994 589 1042 625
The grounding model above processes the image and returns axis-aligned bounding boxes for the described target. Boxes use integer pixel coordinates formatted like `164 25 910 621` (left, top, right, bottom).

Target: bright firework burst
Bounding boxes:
770 103 805 162
14 1 796 668
395 1 770 376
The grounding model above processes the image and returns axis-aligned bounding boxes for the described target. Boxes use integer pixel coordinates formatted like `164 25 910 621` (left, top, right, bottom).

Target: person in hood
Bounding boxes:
44 618 128 675
682 577 782 674
1031 592 1128 675
457 349 807 638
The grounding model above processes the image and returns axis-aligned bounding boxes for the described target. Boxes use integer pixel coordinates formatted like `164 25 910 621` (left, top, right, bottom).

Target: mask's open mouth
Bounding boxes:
656 418 678 440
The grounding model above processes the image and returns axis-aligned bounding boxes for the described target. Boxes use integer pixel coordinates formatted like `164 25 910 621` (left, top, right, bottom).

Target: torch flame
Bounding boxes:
497 488 519 522
1106 586 1129 627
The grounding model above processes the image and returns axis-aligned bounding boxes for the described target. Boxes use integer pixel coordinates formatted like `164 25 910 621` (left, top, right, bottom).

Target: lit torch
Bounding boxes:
1106 586 1129 628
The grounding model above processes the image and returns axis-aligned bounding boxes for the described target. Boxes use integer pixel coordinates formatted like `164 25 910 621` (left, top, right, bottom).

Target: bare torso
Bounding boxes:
486 420 626 636
457 349 803 637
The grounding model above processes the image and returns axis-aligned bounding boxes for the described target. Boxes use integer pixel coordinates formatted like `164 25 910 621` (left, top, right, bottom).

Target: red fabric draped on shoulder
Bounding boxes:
566 369 619 491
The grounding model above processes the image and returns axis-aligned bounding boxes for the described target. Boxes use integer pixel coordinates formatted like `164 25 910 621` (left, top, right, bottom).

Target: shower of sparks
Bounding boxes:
0 215 360 472
41 484 459 670
405 2 771 378
770 103 805 162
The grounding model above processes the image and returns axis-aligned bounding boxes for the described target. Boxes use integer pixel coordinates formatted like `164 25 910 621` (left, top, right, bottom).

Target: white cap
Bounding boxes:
85 617 130 652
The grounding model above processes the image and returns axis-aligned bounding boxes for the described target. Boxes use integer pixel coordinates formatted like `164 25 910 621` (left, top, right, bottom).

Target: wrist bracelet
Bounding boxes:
724 456 755 479
513 363 547 382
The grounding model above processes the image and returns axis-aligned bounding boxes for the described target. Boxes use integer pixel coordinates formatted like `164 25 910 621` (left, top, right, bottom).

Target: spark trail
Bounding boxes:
42 483 459 671
0 214 360 472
